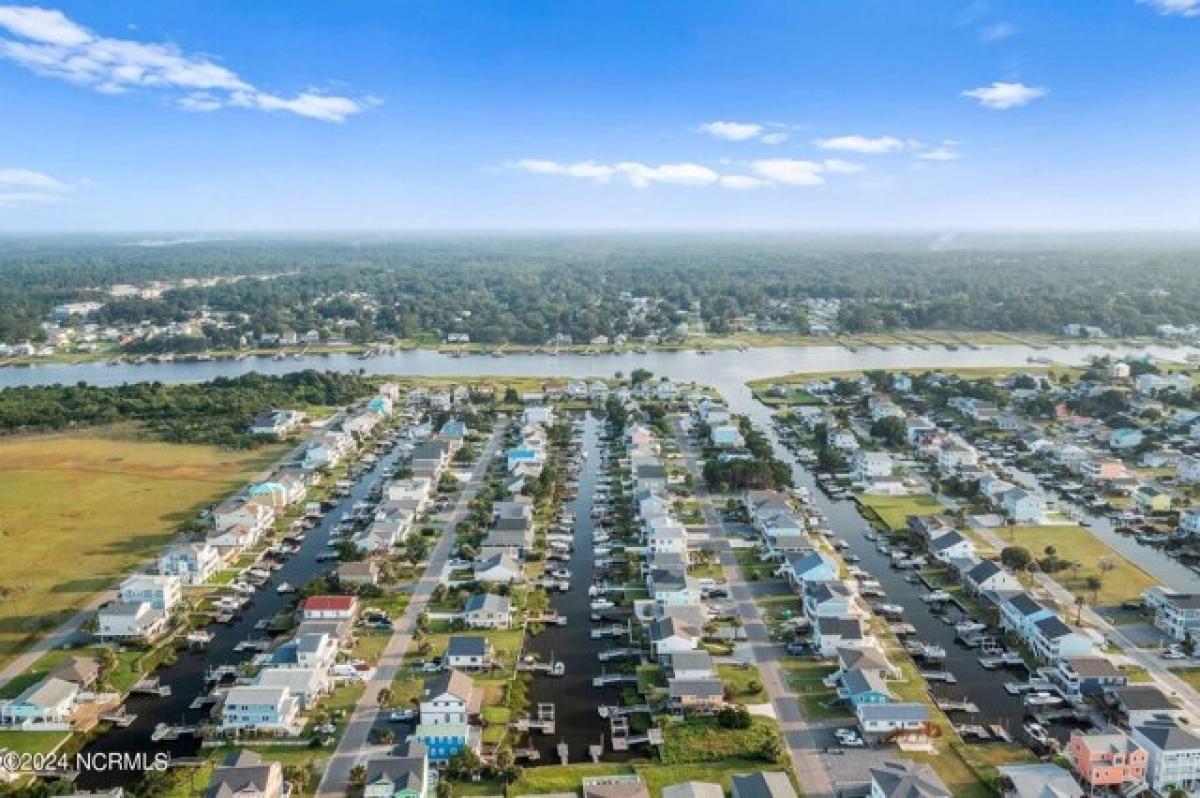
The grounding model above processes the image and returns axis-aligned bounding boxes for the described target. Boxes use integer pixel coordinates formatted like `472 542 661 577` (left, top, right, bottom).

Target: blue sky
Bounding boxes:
0 0 1198 231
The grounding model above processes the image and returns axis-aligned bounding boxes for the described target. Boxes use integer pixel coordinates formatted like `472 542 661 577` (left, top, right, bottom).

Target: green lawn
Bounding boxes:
778 660 849 720
718 664 768 704
660 717 784 765
857 494 944 532
0 730 70 755
980 524 1156 605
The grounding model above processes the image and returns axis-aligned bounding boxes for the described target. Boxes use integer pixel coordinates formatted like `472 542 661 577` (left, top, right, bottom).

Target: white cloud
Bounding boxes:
698 121 763 141
0 4 369 121
961 81 1046 109
718 175 769 190
821 158 866 174
749 159 826 187
1140 0 1200 16
917 140 961 161
615 162 719 188
507 154 870 190
0 166 76 207
697 120 789 144
507 159 615 181
980 21 1019 41
812 135 906 154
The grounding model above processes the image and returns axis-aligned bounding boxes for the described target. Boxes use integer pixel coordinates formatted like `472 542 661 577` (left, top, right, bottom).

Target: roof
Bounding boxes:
446 636 488 658
1063 656 1122 679
205 750 279 798
49 656 99 686
730 772 798 798
583 776 651 798
869 760 951 798
1115 684 1176 711
301 595 357 612
16 676 77 708
668 678 724 699
364 753 426 793
426 669 475 703
996 764 1084 798
816 616 864 639
464 593 510 614
841 669 890 698
661 783 724 798
1003 592 1046 617
966 559 1003 584
838 645 892 674
669 650 714 674
1134 720 1200 752
1033 615 1075 641
929 531 967 551
856 702 931 723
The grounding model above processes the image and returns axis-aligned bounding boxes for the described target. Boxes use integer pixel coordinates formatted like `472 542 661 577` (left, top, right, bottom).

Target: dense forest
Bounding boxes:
0 370 380 446
4 234 1200 345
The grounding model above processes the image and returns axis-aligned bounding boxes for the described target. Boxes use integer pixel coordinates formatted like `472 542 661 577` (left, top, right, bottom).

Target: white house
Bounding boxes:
419 670 479 727
119 574 182 613
221 686 301 735
159 542 221 586
855 703 932 739
1131 721 1200 797
928 531 975 564
852 451 893 482
709 424 745 449
253 668 329 709
462 594 512 629
96 601 167 641
0 677 78 727
299 595 359 621
1002 488 1046 525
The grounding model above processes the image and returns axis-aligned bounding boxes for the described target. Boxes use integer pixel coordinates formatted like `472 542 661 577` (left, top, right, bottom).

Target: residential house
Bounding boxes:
1066 729 1147 793
730 772 798 798
159 542 221 586
855 703 933 740
253 668 329 709
0 677 78 727
781 551 839 590
667 678 725 712
667 651 714 681
336 561 380 587
415 670 481 762
1001 488 1046 524
838 669 892 708
709 424 745 449
462 594 512 629
928 531 974 564
474 552 522 584
852 451 894 482
963 560 1021 598
996 764 1083 798
119 574 182 613
444 637 492 671
813 617 868 657
1047 656 1128 702
204 749 287 798
363 741 429 798
299 595 359 621
869 760 950 798
97 601 167 641
1111 685 1188 727
649 617 700 659
220 686 300 735
1131 720 1200 797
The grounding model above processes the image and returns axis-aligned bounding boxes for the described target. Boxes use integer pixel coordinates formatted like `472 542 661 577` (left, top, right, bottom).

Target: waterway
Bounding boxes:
524 411 624 762
75 435 410 790
32 340 1200 784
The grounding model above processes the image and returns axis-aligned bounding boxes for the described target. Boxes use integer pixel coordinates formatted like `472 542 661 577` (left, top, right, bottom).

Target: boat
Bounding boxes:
277 582 295 594
1023 691 1063 707
1023 721 1051 746
590 598 615 611
955 620 987 635
922 590 952 603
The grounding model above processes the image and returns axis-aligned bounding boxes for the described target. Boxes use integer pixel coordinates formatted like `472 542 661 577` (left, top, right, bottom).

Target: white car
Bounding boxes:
834 729 865 747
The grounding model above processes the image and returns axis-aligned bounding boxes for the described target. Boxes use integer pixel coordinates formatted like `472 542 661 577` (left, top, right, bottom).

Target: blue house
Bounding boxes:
506 447 539 471
839 669 892 708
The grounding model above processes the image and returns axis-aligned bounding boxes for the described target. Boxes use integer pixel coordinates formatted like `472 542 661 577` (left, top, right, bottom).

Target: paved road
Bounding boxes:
0 413 347 692
316 423 503 797
672 420 838 798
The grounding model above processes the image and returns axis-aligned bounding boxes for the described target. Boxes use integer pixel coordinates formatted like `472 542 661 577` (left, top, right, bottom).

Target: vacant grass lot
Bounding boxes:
0 426 282 665
982 524 1156 606
858 494 944 533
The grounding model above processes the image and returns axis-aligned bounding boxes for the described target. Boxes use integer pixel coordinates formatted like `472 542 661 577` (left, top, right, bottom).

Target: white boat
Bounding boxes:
1023 721 1050 745
276 582 295 594
1023 691 1063 707
590 598 615 611
955 621 987 635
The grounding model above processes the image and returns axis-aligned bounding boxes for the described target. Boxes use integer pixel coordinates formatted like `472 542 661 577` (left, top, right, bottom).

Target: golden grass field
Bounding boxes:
0 426 283 665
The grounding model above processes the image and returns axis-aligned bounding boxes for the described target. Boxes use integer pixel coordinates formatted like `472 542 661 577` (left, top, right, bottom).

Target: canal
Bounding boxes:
524 411 625 762
75 431 410 790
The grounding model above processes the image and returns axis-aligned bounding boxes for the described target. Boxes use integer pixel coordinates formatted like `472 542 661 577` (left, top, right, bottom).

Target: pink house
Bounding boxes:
1067 730 1147 790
